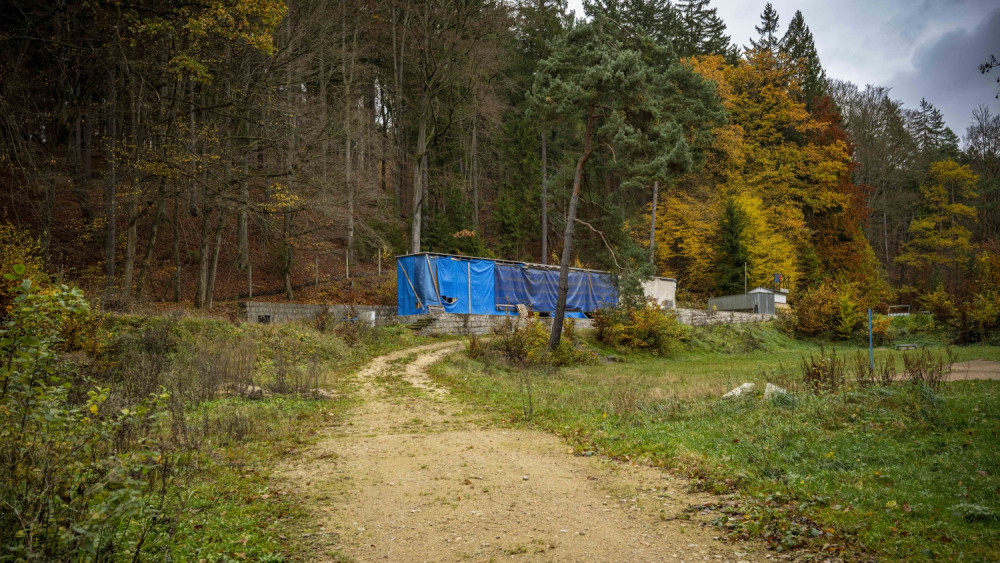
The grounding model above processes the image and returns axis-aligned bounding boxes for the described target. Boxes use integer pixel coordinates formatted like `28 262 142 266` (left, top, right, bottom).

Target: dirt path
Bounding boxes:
949 360 1000 381
279 342 762 562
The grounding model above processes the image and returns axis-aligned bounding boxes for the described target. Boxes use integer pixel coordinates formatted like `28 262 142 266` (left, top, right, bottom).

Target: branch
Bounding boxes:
574 218 623 269
600 142 618 164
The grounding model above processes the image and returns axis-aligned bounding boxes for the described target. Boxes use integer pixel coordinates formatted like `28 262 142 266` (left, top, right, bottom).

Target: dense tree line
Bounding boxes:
1 0 998 323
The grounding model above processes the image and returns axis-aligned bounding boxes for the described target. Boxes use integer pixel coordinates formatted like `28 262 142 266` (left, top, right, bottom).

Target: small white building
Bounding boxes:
748 287 789 308
642 277 677 309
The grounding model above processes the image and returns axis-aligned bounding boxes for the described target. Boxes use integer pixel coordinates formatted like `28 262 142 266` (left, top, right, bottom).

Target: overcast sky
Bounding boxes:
565 0 1000 140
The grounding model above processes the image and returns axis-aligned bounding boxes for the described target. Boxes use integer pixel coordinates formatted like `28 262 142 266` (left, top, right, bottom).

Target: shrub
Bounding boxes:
467 315 594 367
920 287 955 324
793 283 838 337
0 224 48 317
870 314 893 346
0 268 170 559
593 303 687 356
836 286 863 340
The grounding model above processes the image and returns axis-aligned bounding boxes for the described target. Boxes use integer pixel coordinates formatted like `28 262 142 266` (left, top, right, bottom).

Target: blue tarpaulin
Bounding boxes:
494 263 616 316
435 256 496 315
397 253 616 317
397 254 498 316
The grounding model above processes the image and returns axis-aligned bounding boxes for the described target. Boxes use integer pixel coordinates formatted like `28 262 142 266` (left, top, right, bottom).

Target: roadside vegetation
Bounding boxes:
0 258 426 560
433 304 1000 560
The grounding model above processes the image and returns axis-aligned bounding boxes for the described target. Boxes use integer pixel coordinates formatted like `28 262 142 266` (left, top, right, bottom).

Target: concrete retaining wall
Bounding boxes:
239 302 771 333
675 308 773 326
240 302 398 326
409 314 594 337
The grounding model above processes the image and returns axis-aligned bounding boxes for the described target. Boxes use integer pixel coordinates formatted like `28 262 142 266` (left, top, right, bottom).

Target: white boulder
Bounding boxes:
722 382 756 398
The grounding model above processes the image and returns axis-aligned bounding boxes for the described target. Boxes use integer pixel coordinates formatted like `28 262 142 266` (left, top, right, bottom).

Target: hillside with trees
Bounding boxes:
1 0 998 337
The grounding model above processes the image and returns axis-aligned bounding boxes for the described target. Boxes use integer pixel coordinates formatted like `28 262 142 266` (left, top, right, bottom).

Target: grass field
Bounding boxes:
431 324 1000 560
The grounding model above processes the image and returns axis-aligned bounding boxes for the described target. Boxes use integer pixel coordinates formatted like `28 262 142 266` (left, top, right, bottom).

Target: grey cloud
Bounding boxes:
888 7 1000 135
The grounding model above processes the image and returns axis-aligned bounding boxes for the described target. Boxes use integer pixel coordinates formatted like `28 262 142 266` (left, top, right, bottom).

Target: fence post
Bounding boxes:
869 308 874 371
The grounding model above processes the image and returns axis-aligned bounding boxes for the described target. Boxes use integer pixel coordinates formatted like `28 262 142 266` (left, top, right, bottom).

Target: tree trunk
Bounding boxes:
205 210 228 309
104 70 117 291
136 194 164 301
471 117 479 230
194 203 212 308
172 196 181 302
122 199 137 296
391 2 409 215
548 107 596 351
237 154 250 271
409 100 428 253
283 211 294 300
649 180 659 263
541 131 548 264
342 2 358 264
41 178 55 266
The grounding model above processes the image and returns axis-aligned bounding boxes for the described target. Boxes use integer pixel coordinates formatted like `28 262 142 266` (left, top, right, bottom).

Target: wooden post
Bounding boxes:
315 256 319 286
868 309 874 371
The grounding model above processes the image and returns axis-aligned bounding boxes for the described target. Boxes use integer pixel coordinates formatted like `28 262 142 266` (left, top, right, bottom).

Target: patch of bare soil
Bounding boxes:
949 360 1000 381
279 342 763 562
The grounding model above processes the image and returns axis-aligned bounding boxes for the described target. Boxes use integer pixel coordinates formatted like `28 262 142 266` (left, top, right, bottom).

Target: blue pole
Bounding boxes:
868 308 874 370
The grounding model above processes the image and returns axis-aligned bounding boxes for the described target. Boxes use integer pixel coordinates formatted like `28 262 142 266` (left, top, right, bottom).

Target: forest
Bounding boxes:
3 2 1000 560
1 0 998 331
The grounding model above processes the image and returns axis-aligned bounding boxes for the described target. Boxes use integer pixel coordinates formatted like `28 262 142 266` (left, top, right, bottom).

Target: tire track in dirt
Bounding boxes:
279 342 763 562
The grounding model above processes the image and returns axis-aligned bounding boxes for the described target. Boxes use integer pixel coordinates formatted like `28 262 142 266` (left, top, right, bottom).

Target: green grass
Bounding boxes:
160 397 337 561
430 333 1000 560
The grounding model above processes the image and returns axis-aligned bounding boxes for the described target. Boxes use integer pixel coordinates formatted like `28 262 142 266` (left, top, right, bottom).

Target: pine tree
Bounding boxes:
674 0 738 61
583 0 677 46
529 14 722 348
908 98 949 152
715 197 749 294
748 3 780 53
780 10 826 111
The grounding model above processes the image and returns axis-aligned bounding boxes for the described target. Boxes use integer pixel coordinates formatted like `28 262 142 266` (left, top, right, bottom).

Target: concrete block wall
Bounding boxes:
240 302 398 326
411 313 594 337
238 302 770 333
674 307 773 326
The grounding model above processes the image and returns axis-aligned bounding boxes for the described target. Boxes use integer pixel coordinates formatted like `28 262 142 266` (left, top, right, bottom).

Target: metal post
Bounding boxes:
744 262 747 294
346 251 350 279
378 249 382 277
248 263 253 299
315 256 319 286
868 308 874 371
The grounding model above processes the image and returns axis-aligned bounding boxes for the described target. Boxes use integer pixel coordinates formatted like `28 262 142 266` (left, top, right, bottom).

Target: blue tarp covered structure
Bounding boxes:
397 252 617 317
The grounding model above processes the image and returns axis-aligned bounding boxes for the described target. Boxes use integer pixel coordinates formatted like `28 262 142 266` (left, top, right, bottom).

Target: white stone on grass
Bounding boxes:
722 383 756 398
764 382 787 398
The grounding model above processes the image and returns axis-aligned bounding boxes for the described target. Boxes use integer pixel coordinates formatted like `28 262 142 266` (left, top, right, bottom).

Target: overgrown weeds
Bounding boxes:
803 346 955 393
900 347 954 391
0 263 423 560
800 346 847 392
468 315 594 368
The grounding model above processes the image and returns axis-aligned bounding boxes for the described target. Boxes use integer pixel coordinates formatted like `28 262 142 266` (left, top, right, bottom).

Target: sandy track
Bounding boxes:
949 360 1000 381
279 342 761 562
